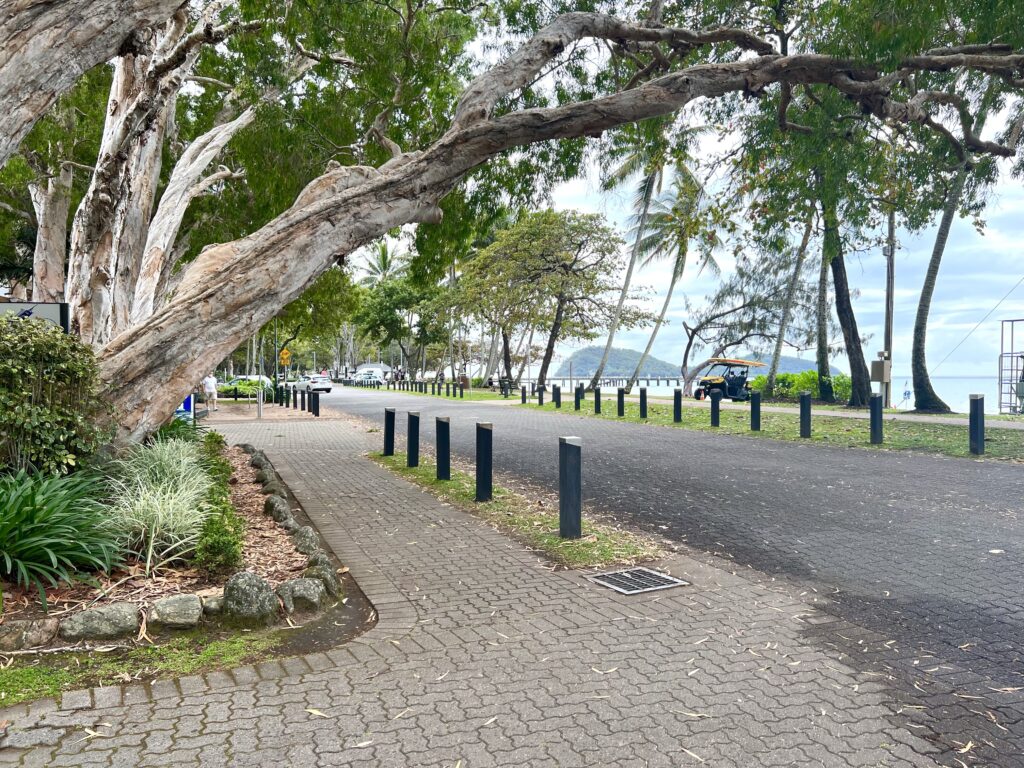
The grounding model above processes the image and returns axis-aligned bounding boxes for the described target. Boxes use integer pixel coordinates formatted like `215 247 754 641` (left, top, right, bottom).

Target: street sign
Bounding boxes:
279 348 292 366
0 301 70 332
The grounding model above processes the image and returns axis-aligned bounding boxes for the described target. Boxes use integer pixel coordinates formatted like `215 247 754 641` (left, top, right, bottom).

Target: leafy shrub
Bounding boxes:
194 503 245 574
215 380 273 399
0 318 108 474
751 370 852 403
0 471 121 604
200 432 232 485
108 439 213 575
154 419 203 443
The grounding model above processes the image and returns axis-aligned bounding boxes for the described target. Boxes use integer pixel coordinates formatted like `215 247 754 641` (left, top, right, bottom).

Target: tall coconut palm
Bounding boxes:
587 117 672 391
624 166 717 391
358 241 405 287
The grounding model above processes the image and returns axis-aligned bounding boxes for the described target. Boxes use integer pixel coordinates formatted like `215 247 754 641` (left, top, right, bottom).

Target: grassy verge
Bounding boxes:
376 387 511 402
517 399 1024 462
373 452 661 568
0 631 282 707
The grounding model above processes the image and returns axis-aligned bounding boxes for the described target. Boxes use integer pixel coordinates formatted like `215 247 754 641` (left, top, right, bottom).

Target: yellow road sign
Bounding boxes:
279 348 292 365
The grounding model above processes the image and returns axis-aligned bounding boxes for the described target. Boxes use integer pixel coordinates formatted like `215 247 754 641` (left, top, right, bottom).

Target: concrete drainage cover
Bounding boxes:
588 567 689 595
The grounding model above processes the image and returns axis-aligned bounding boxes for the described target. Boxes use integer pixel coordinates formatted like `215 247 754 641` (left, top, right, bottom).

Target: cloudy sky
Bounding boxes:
548 160 1024 408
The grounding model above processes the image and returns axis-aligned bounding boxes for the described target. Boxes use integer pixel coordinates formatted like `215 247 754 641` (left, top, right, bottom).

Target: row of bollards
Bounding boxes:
273 385 319 417
382 408 582 538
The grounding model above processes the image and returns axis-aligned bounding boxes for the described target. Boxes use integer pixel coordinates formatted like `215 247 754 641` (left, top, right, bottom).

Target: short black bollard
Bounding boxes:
300 388 307 411
233 386 239 401
640 387 647 419
431 382 436 395
436 417 450 480
673 388 682 423
475 422 492 502
538 388 544 406
869 394 883 444
594 386 602 414
710 390 721 427
459 384 464 399
617 387 625 417
292 386 297 409
446 383 450 397
554 384 561 409
407 411 420 467
750 391 761 431
312 391 320 417
574 385 582 411
559 436 582 540
521 386 527 404
383 408 395 456
799 391 811 438
969 394 985 455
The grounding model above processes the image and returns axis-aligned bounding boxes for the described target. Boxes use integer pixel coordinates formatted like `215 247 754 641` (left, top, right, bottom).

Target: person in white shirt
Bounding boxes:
202 373 219 411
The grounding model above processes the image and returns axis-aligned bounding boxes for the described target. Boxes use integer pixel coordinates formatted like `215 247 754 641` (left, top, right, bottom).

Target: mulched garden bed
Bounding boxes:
0 447 307 624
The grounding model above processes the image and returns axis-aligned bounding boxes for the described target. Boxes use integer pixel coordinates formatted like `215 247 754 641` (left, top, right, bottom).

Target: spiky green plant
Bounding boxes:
0 471 121 607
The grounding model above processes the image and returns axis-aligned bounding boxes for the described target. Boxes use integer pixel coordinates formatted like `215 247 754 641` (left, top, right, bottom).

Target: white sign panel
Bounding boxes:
0 302 70 332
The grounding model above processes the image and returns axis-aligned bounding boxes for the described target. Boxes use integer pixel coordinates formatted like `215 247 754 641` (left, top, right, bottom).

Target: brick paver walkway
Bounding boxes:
1 420 941 767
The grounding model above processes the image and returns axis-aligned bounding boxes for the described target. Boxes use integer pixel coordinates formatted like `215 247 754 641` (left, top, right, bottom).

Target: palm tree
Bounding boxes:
358 241 405 287
625 167 718 391
587 117 671 391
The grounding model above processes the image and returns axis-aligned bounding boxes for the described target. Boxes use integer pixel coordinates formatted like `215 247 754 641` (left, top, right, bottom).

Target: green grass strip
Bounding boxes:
373 453 661 568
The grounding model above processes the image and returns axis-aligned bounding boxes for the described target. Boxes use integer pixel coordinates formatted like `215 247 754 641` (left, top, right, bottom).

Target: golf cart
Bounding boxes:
693 358 765 402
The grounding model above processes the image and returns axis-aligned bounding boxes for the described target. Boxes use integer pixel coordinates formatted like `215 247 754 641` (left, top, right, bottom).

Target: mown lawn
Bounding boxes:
517 397 1024 462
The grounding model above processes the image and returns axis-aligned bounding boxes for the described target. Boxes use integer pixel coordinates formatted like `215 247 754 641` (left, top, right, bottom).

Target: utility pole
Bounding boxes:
883 207 896 408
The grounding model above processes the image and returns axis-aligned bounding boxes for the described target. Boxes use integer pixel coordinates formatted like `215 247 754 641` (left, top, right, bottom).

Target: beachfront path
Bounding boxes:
2 417 944 767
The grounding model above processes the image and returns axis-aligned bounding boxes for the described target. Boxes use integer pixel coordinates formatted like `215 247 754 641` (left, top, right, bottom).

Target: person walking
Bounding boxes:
202 372 219 411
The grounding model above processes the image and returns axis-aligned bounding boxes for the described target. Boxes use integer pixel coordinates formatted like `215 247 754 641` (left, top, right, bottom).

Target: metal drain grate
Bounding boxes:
588 567 689 595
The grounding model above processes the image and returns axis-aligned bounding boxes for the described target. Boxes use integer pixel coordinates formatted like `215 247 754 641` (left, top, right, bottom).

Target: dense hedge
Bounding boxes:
750 370 853 403
0 318 108 474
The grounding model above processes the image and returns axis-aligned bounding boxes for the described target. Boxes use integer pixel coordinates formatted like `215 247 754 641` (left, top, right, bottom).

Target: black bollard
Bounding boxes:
460 384 464 399
446 383 450 397
407 411 420 467
554 384 561 409
799 391 811 438
574 385 582 411
300 388 306 411
538 388 544 406
312 391 320 417
383 408 395 456
869 393 883 444
710 390 722 427
559 436 582 540
233 387 238 402
750 391 761 432
475 422 492 502
431 382 436 396
673 388 682 423
640 387 647 419
436 417 450 480
521 386 527 404
594 386 601 414
617 387 625 417
292 386 297 409
969 394 985 455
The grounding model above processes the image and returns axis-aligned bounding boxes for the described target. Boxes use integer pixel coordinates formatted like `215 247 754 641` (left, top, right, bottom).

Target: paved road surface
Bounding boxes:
325 387 1024 765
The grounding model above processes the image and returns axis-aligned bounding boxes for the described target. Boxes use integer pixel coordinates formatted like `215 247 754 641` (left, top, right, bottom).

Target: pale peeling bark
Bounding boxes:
131 107 254 323
28 163 73 303
93 12 1024 441
66 5 234 346
0 0 184 168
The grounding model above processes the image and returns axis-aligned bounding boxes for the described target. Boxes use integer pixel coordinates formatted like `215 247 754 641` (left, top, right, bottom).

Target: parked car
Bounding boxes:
353 370 384 385
297 374 333 393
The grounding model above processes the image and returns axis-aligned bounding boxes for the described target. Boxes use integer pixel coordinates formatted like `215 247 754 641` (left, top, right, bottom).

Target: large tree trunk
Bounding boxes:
86 12 1017 441
500 327 514 381
536 296 566 389
766 213 813 394
28 163 73 303
911 168 967 413
588 172 654 390
822 197 871 406
0 0 183 168
815 224 836 403
626 252 683 392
